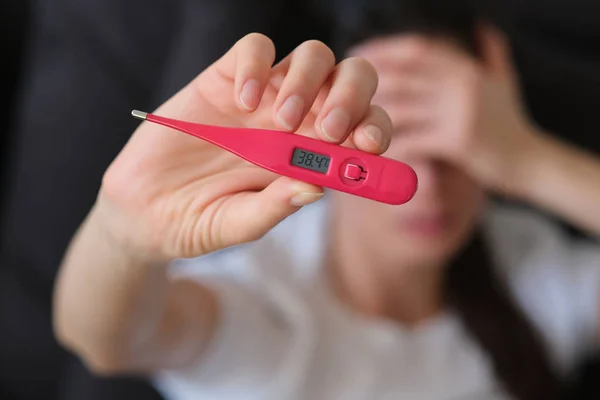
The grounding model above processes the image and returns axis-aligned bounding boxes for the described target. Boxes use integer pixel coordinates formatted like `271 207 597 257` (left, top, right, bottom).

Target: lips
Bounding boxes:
399 212 451 237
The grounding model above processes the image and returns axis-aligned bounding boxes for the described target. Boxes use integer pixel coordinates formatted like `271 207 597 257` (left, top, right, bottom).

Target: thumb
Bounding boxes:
220 177 324 245
477 24 517 82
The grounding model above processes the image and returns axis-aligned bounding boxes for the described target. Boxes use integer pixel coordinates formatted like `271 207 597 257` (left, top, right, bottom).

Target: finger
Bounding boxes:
223 177 324 244
379 104 431 131
348 105 393 154
391 129 451 160
268 70 286 92
350 35 433 70
272 41 336 131
213 33 276 111
477 24 517 82
373 72 432 104
308 78 332 116
315 57 378 143
269 53 292 88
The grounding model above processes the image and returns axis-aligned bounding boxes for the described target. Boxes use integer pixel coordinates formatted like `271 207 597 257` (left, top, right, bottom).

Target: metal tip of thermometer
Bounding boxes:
131 110 148 120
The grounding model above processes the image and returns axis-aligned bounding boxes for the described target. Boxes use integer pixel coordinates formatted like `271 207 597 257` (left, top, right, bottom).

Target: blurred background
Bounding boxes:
0 0 599 399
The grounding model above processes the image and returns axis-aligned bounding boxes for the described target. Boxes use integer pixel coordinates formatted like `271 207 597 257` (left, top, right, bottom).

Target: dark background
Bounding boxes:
0 0 598 399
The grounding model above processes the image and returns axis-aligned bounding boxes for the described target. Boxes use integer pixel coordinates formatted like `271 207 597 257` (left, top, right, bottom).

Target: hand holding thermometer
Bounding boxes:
131 110 418 205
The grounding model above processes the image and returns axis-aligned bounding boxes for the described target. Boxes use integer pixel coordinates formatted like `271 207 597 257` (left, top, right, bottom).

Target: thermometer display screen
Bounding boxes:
291 148 331 174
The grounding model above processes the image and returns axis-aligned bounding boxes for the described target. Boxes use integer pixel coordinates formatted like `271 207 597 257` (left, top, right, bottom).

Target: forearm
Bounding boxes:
516 131 600 238
53 202 217 374
53 202 168 370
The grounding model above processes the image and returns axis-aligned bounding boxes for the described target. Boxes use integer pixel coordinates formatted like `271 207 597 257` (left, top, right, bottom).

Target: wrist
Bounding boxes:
89 196 172 267
510 127 558 202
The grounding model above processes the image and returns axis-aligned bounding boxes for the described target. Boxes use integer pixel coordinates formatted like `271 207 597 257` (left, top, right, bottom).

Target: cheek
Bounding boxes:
383 135 412 160
448 178 486 220
331 191 392 229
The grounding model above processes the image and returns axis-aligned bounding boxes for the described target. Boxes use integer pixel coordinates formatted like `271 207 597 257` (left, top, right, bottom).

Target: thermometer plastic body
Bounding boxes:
131 110 418 205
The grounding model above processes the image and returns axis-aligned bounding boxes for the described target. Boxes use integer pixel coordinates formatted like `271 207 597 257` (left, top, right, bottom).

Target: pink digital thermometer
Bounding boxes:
131 110 418 205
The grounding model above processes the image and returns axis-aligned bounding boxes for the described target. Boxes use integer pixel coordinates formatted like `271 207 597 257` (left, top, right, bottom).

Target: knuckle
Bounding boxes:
371 105 393 131
399 36 431 60
331 77 360 100
243 32 273 47
297 40 335 65
340 57 379 95
287 41 335 83
240 32 275 56
374 104 392 123
345 56 378 78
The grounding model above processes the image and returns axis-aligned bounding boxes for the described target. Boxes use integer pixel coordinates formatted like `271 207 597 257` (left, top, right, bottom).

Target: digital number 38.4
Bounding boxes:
296 150 329 169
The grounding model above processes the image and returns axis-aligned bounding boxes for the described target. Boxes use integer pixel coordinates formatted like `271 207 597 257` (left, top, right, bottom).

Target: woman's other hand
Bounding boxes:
352 25 541 196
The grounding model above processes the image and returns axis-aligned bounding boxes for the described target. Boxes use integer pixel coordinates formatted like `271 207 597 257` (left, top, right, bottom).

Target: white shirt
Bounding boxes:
153 201 600 400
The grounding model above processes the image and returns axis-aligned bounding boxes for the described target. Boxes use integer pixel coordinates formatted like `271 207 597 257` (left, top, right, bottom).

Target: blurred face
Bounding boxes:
331 145 485 268
331 36 486 268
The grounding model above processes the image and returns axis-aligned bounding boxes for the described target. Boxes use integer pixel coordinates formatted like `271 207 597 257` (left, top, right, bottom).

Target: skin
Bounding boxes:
53 27 600 376
331 28 600 323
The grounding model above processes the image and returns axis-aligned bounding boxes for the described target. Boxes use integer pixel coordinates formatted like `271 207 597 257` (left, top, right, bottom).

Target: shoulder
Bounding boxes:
483 203 600 289
483 204 571 271
482 203 600 372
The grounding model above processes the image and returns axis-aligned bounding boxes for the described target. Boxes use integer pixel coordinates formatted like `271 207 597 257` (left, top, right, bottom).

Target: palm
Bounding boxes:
100 34 385 259
103 58 321 258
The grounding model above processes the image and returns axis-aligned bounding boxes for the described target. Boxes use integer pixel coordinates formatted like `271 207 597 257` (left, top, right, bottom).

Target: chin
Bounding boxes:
385 223 472 267
400 238 458 266
394 209 476 258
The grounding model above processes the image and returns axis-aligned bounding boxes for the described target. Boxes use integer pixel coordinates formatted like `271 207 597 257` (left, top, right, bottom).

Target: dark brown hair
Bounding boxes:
447 232 562 399
321 0 564 397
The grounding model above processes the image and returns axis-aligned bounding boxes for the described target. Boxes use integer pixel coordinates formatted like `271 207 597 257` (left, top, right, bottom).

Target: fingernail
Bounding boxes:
277 95 304 130
321 108 351 142
290 192 325 207
362 125 383 147
240 79 261 110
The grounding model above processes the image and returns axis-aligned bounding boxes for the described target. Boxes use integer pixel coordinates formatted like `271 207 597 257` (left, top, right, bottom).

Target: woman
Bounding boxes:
53 18 600 400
